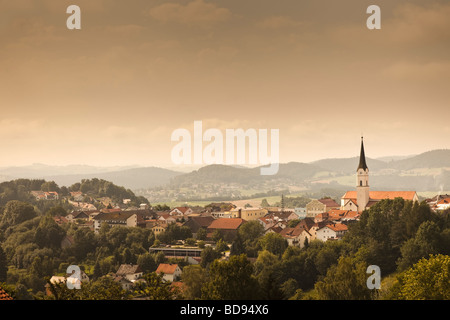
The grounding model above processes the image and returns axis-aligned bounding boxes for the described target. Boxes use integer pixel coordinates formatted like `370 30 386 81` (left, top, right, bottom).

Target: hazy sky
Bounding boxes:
0 0 449 167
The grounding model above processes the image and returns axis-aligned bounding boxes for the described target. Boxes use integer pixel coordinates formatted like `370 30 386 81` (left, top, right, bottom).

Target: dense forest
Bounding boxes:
0 192 449 299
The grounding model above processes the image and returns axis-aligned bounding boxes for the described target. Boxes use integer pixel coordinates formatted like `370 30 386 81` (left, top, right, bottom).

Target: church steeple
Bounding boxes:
356 136 370 212
357 136 368 171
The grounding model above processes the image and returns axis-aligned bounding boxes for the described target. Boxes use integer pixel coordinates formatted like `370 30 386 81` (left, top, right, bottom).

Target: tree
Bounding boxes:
315 256 373 300
134 272 180 300
201 254 259 300
397 221 442 271
200 246 221 269
182 265 208 299
389 254 450 300
0 200 37 228
0 246 8 282
237 220 264 257
259 233 288 257
196 228 207 241
260 199 270 207
34 214 66 249
137 253 157 274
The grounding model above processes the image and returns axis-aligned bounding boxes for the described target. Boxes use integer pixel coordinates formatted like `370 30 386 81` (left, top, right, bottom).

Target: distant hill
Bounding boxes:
386 149 450 170
170 162 327 186
46 167 183 189
311 157 388 174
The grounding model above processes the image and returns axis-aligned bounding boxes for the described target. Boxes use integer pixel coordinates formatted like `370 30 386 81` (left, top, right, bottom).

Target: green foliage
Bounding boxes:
134 272 180 300
200 246 221 269
0 200 37 229
315 256 373 300
70 178 149 206
201 254 259 300
258 233 288 257
181 265 207 300
236 220 264 257
388 254 450 300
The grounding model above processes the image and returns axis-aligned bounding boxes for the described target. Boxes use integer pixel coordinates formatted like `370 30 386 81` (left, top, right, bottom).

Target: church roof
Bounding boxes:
357 137 369 171
342 191 417 201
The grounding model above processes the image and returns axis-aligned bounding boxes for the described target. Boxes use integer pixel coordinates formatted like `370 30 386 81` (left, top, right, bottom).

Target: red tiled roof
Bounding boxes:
156 263 179 275
208 218 245 230
318 198 340 207
326 224 348 232
342 191 417 201
0 286 13 300
437 198 450 205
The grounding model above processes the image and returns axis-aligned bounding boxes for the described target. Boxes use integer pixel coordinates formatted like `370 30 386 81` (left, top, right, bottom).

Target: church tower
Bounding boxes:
356 137 370 212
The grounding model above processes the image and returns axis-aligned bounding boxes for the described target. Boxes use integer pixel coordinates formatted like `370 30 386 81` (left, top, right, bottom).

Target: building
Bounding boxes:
306 198 340 217
31 191 59 201
113 264 143 290
230 208 268 221
156 263 182 282
170 207 193 216
93 211 144 232
436 198 450 211
206 218 245 241
341 137 419 212
316 223 348 242
182 216 215 238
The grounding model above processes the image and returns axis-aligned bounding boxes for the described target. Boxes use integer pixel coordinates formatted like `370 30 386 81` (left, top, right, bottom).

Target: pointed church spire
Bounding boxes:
357 136 368 171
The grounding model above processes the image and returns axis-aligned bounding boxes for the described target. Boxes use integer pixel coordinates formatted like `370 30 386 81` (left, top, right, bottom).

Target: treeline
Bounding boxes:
0 178 149 209
69 178 149 206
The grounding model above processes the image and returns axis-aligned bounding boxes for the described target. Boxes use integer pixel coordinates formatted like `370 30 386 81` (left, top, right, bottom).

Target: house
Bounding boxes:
306 198 340 217
279 225 303 246
156 263 182 282
211 211 233 219
158 214 177 224
113 264 143 290
151 223 168 238
341 137 418 213
182 216 215 237
53 215 68 225
116 264 143 282
93 211 145 233
316 223 348 242
258 215 277 231
70 191 84 201
230 208 268 221
31 191 59 201
206 218 245 241
272 210 298 222
66 210 90 222
436 198 450 211
47 271 90 295
294 207 307 219
314 210 359 223
170 207 193 216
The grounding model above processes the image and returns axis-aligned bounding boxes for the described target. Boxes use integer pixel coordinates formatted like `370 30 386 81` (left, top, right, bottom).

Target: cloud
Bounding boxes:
256 16 303 29
147 0 232 27
382 61 450 82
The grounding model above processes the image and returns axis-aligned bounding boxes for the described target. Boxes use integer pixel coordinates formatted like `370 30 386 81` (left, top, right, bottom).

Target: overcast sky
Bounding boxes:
0 0 449 167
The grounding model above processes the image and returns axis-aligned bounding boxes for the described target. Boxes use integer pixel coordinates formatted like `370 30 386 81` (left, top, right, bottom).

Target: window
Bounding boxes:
360 180 362 186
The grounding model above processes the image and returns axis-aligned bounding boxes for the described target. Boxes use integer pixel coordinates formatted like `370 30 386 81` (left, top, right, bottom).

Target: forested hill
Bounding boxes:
0 178 149 208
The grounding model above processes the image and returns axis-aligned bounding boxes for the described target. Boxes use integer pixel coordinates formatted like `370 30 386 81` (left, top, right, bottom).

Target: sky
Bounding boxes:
0 0 449 168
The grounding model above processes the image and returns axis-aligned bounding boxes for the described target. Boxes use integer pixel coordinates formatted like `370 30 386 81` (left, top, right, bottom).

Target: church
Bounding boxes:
341 138 419 213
